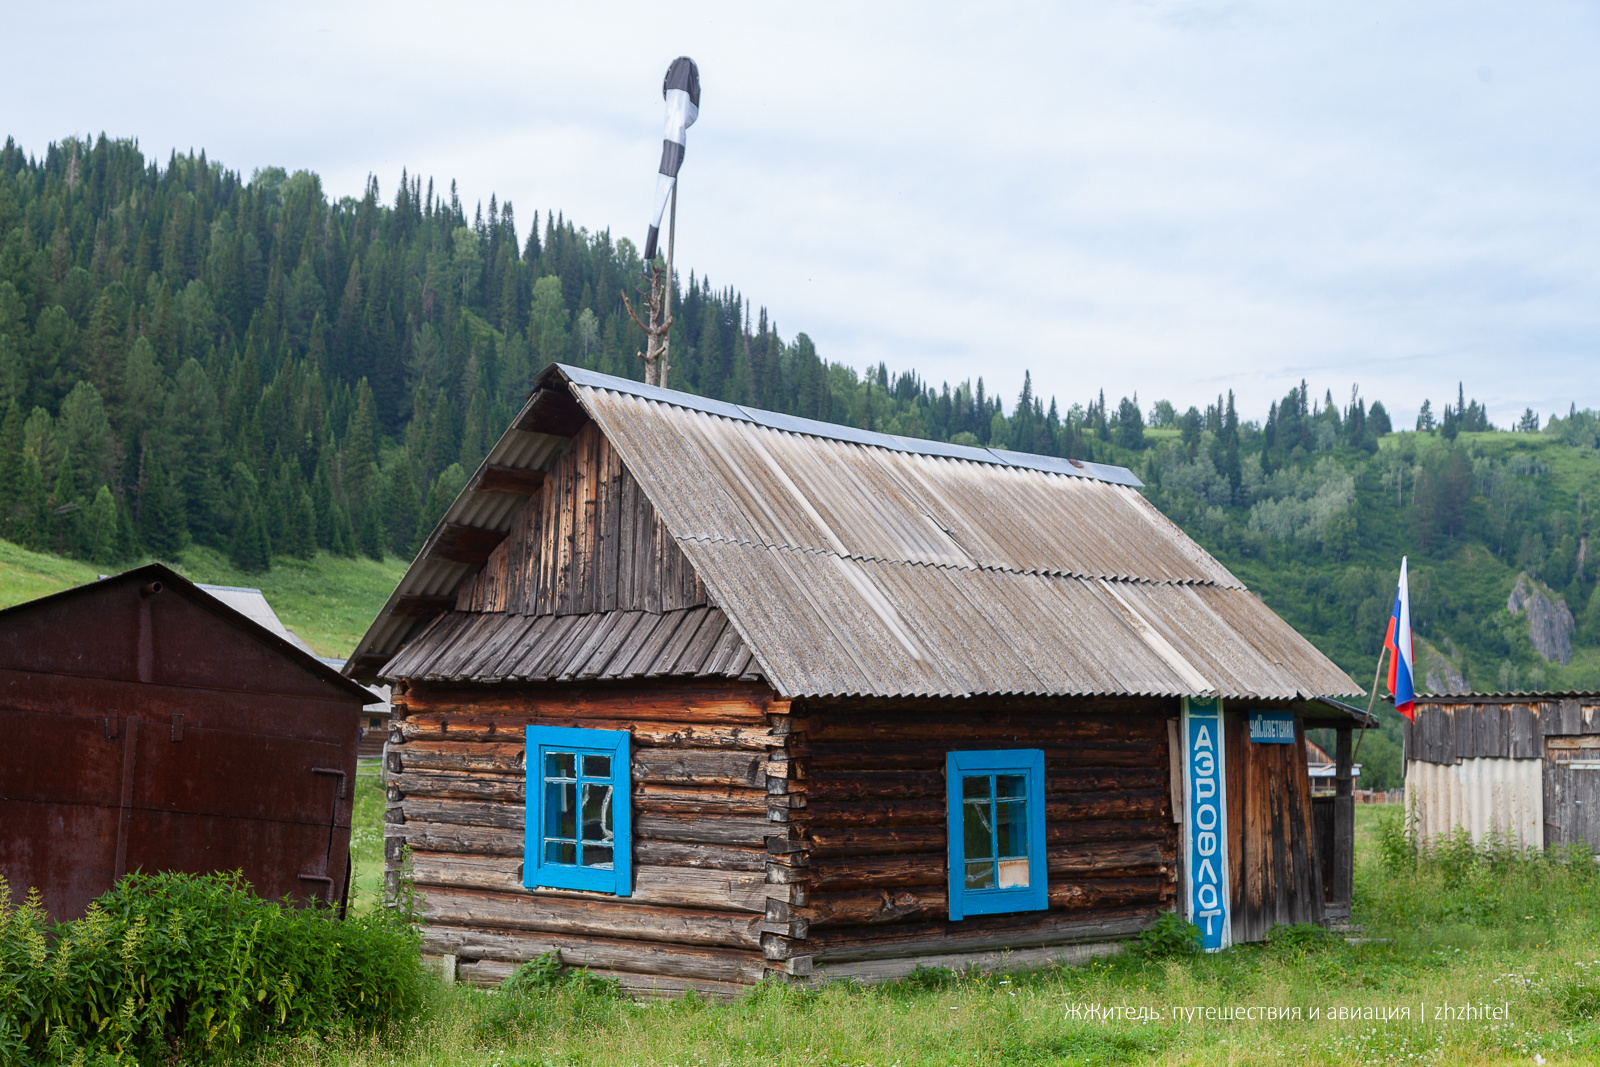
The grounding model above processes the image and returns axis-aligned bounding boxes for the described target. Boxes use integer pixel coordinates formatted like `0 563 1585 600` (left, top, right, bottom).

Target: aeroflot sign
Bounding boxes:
1182 697 1231 951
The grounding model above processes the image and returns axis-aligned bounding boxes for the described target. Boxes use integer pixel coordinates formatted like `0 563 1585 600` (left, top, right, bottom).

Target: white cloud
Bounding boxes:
5 0 1597 427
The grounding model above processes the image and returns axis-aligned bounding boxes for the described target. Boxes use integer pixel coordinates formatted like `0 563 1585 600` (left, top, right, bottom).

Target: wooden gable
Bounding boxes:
456 422 708 618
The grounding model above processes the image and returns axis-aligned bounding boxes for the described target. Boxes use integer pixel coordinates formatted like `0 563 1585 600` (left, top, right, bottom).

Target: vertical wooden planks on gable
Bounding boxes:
599 437 623 614
447 423 710 625
616 459 638 609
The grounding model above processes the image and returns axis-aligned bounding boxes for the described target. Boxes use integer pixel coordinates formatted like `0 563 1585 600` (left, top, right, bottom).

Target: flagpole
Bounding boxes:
1353 644 1388 765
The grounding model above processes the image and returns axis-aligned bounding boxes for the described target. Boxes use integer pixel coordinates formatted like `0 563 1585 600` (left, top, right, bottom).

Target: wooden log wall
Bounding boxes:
384 679 802 997
456 422 706 618
772 697 1180 977
1224 714 1325 943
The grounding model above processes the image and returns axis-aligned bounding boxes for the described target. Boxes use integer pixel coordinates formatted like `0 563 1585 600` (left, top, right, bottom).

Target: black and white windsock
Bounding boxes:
643 56 700 262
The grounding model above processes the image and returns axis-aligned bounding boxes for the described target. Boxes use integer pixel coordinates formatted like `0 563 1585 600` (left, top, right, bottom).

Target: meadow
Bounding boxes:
274 800 1600 1067
0 538 406 657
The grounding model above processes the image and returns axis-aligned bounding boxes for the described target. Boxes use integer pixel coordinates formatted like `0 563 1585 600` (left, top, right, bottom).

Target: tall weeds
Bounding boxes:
1364 806 1600 932
0 871 424 1065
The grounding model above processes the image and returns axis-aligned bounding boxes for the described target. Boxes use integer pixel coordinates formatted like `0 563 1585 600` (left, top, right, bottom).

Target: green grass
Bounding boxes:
0 538 102 609
348 768 386 915
164 545 408 658
0 540 408 658
313 804 1600 1066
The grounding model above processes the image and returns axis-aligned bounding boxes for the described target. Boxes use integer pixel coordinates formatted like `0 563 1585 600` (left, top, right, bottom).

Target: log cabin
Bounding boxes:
345 364 1368 996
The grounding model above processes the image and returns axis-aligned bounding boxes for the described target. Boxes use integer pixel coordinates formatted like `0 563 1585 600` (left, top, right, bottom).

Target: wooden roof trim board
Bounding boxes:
346 364 1361 701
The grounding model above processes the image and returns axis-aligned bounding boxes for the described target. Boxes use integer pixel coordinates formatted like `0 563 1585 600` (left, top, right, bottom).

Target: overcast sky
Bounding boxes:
8 1 1598 427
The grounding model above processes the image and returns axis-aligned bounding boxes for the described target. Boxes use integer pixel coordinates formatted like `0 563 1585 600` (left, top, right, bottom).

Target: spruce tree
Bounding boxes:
227 463 272 572
357 503 384 561
383 455 420 558
138 455 188 560
85 485 117 565
0 400 24 541
48 450 83 556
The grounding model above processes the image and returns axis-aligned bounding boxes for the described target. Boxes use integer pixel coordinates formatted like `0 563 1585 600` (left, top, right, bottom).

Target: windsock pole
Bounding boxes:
622 56 699 388
661 182 677 384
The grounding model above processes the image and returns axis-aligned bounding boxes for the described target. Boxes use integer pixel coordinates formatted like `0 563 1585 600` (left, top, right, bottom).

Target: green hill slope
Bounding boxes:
0 538 404 658
2 135 1596 792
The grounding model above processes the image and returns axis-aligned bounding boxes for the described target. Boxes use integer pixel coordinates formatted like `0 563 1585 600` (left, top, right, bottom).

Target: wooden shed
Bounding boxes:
1404 692 1600 851
347 364 1365 995
0 564 377 920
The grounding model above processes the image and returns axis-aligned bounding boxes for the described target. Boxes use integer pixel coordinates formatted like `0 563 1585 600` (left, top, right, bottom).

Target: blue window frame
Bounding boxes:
525 725 631 895
946 749 1047 919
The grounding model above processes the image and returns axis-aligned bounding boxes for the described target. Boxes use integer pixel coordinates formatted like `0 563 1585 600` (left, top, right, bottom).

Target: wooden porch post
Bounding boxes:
1332 725 1354 913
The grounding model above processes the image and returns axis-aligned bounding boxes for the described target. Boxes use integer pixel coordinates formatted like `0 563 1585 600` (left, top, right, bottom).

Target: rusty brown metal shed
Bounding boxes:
350 364 1364 993
0 564 378 920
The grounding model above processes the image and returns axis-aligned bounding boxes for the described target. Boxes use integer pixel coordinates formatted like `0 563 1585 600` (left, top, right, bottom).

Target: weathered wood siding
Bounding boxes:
385 679 800 997
457 422 706 617
1224 714 1324 942
779 697 1180 978
1405 697 1600 764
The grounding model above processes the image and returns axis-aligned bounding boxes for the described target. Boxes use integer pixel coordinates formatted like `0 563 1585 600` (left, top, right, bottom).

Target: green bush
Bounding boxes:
1264 922 1338 954
1129 912 1201 959
0 870 424 1064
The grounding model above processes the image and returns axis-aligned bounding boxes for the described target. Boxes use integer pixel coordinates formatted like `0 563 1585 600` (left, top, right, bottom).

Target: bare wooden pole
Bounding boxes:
621 254 672 386
1352 644 1389 765
661 182 677 386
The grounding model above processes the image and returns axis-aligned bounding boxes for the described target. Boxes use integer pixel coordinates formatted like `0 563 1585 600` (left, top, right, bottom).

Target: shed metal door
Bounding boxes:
0 708 124 920
128 721 348 906
1544 737 1600 849
0 707 348 919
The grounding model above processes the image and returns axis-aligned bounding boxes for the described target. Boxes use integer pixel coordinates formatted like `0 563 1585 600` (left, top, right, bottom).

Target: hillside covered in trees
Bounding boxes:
2 135 1598 785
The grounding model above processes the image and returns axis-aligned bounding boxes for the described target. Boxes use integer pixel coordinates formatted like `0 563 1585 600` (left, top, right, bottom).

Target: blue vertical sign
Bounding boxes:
1182 696 1231 951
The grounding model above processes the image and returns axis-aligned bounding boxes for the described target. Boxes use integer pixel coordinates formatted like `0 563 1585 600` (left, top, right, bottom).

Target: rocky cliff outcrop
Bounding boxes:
1419 636 1469 694
1508 572 1575 665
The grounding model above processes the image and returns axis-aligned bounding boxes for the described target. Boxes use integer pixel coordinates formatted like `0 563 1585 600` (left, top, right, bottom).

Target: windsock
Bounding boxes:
643 56 700 262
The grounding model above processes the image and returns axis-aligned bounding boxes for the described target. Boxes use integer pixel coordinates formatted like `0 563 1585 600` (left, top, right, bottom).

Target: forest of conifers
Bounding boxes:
2 135 1598 773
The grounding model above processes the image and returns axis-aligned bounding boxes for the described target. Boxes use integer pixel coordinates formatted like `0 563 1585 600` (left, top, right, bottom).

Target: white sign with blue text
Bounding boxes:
1247 712 1297 744
1182 697 1231 951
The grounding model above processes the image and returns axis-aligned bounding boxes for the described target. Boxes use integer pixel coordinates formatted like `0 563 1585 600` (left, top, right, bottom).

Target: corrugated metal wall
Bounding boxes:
1406 758 1543 851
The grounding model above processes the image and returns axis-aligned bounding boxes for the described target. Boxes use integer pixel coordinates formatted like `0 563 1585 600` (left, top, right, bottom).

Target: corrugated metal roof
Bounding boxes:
195 584 317 655
380 607 754 683
348 364 1360 701
558 365 1144 487
581 388 1238 586
1415 692 1600 702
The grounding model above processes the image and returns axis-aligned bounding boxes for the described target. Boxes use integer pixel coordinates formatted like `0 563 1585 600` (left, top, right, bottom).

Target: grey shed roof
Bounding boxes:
347 364 1360 701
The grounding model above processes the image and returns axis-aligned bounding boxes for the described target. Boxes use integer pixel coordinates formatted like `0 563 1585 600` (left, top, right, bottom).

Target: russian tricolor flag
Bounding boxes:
1384 557 1415 720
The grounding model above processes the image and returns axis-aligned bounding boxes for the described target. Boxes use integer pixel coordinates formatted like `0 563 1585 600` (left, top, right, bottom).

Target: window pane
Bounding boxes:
997 858 1029 888
545 752 575 779
582 845 614 870
997 774 1027 798
582 754 611 778
996 798 1028 858
545 840 576 865
962 775 992 800
963 799 993 861
545 780 576 840
581 783 613 842
965 859 996 890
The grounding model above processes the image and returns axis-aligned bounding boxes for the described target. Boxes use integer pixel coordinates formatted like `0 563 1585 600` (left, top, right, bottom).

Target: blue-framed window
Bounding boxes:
946 749 1047 919
525 725 631 895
